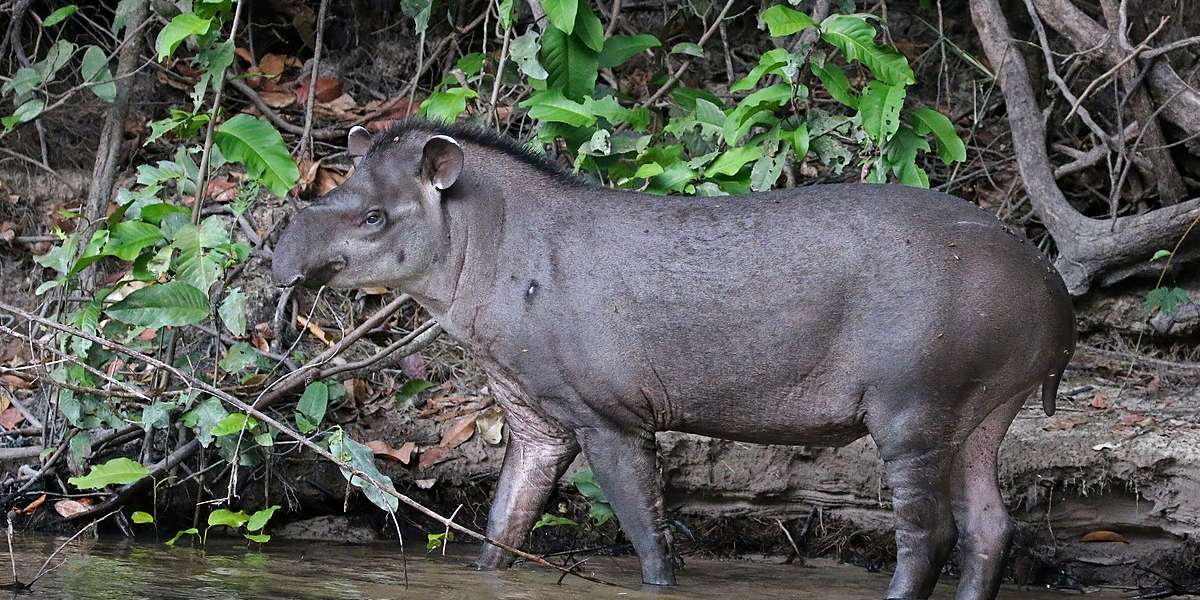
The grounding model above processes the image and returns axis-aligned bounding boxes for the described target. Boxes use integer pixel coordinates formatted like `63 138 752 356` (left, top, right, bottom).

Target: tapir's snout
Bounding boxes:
272 208 347 288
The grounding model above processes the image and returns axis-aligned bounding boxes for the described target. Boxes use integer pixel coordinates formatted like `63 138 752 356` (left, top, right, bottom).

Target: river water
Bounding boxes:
2 537 1125 599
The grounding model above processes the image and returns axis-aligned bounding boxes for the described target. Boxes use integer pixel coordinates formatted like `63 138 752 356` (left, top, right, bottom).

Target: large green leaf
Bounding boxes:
156 13 212 60
730 48 790 93
705 146 765 177
208 509 249 528
541 25 599 102
103 221 163 261
246 505 280 532
884 126 931 187
296 381 329 434
68 457 150 490
218 287 247 336
723 84 793 144
859 81 905 144
598 34 661 69
541 0 579 34
213 114 299 197
171 221 224 293
761 5 816 37
911 108 966 164
106 281 209 328
810 60 857 109
81 45 116 102
329 428 399 513
574 3 605 53
520 89 596 127
419 88 478 123
42 5 78 27
820 14 913 86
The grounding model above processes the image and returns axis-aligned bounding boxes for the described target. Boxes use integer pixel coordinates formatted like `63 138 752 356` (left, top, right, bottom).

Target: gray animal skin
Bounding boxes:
272 120 1077 600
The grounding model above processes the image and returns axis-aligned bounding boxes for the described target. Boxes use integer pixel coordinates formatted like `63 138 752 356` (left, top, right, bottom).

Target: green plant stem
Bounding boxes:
0 300 611 587
192 0 247 225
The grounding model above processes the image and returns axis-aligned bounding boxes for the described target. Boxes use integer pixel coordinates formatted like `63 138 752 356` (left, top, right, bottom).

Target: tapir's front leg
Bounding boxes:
474 386 579 570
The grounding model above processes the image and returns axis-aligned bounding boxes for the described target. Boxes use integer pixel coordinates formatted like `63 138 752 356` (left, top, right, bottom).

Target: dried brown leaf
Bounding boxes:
261 91 296 109
418 446 447 471
1045 414 1088 431
439 416 476 449
367 440 414 464
53 499 88 518
475 407 505 445
296 315 334 346
0 407 24 429
1088 393 1109 409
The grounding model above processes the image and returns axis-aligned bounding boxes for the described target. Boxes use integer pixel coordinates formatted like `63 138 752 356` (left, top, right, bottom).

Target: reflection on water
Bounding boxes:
0 536 1122 600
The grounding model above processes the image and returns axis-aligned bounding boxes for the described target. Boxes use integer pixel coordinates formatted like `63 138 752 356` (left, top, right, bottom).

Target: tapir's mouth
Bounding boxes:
274 257 346 289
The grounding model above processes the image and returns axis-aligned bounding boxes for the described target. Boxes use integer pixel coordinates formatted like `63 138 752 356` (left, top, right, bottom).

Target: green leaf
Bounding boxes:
211 413 257 437
219 342 259 374
244 533 271 543
2 67 40 100
571 469 608 502
588 501 614 525
106 281 209 329
103 221 163 261
541 25 599 102
34 40 75 81
43 6 79 27
911 108 966 164
705 146 765 177
532 514 578 530
633 163 665 178
68 457 150 490
297 381 329 433
208 509 250 529
574 3 605 53
156 13 213 61
70 230 110 274
183 397 229 447
820 14 914 86
1141 287 1190 316
730 48 790 93
599 34 661 69
214 114 299 197
541 0 579 34
81 45 116 102
811 60 857 109
761 5 816 37
511 31 549 80
3 99 46 131
884 126 931 187
1150 250 1173 262
419 88 478 123
750 152 785 192
402 0 432 33
218 288 247 336
788 123 810 159
670 42 704 57
165 528 199 546
498 0 515 29
131 511 155 524
246 505 281 532
859 81 905 144
723 84 793 144
328 428 399 513
520 89 596 127
141 402 176 432
396 379 436 403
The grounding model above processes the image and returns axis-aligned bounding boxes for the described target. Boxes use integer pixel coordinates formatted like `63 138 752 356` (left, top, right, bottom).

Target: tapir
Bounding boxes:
272 119 1077 600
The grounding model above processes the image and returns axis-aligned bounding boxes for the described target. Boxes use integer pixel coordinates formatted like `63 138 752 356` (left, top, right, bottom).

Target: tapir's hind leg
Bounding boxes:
948 394 1027 600
869 404 961 600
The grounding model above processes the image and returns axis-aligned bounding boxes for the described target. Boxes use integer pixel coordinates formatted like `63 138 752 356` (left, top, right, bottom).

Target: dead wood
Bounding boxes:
969 0 1200 294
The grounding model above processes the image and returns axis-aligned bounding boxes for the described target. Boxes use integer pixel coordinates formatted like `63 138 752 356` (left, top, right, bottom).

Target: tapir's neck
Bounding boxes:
399 147 557 339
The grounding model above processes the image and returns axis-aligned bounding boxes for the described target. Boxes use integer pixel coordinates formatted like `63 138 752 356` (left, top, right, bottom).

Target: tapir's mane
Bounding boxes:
374 119 581 186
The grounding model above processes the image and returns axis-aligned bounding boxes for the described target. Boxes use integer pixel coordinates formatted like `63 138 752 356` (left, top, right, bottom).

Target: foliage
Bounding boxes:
570 469 614 526
164 505 281 546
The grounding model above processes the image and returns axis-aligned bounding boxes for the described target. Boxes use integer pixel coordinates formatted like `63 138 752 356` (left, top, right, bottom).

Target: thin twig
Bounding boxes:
296 0 332 161
1065 16 1171 123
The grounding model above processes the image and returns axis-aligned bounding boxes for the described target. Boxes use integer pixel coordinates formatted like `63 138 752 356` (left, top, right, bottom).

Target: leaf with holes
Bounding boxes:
511 31 548 80
859 81 905 144
218 288 247 336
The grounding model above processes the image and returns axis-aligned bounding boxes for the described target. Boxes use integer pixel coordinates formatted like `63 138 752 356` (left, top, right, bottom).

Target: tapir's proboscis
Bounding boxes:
272 120 1076 600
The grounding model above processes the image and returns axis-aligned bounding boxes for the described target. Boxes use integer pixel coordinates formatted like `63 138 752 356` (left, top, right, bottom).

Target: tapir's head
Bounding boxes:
271 126 464 289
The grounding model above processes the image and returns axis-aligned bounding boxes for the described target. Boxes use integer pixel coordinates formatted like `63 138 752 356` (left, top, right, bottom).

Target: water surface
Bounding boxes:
2 537 1123 599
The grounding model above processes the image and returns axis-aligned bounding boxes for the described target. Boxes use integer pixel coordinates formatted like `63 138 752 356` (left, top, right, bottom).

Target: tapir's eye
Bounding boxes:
363 210 384 226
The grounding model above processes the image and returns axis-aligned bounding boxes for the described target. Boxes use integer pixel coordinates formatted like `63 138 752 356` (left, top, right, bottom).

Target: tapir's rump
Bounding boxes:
273 120 1077 600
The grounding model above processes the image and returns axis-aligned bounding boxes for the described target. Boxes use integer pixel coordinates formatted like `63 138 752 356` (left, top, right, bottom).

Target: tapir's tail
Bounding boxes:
1041 342 1076 417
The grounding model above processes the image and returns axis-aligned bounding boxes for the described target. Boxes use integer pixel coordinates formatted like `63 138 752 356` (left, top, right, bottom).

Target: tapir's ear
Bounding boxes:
347 126 372 164
422 135 464 191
